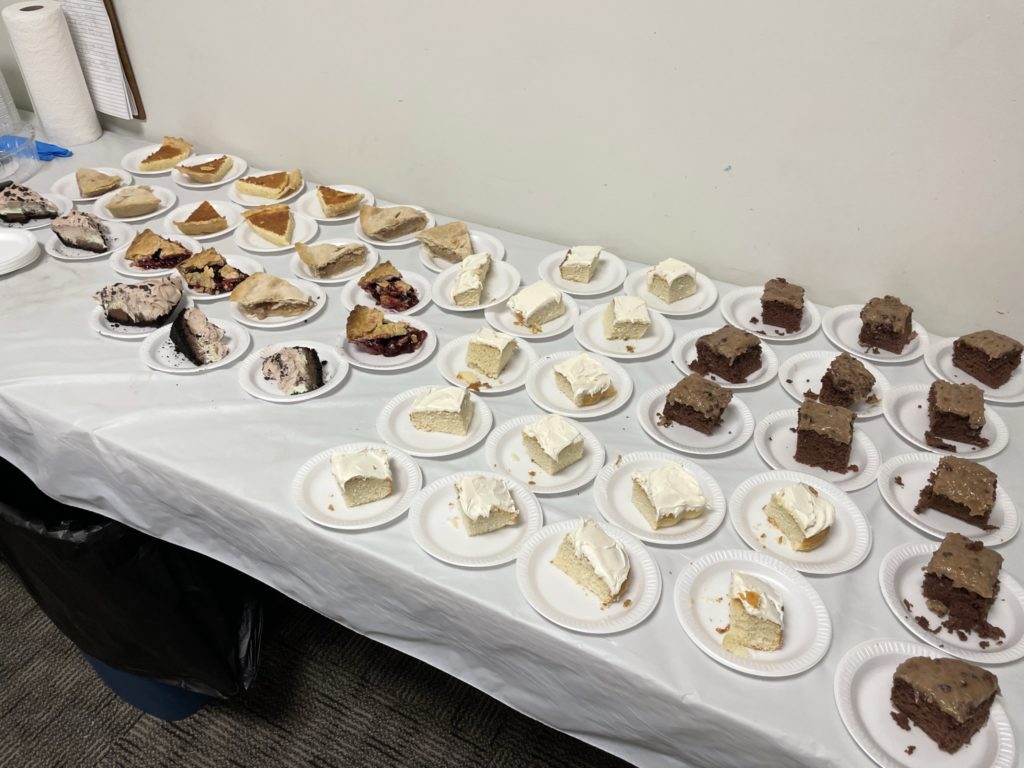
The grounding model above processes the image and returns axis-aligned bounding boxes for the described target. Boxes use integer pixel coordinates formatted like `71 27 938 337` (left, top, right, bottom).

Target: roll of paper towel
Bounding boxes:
2 1 101 146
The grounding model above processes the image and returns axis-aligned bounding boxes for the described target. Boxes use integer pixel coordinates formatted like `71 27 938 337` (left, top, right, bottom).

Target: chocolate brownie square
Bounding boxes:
927 380 988 448
659 373 732 434
914 456 997 530
819 352 875 407
858 295 913 353
690 325 762 383
794 399 855 473
953 330 1022 389
923 533 1004 639
760 277 804 332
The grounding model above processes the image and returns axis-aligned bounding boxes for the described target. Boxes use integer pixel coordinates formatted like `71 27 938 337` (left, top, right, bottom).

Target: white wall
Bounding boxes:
2 0 1023 335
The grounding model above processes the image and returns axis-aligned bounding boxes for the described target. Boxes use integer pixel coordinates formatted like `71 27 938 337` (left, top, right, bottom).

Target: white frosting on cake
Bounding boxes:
522 414 583 459
570 519 629 594
455 475 517 521
729 571 784 625
768 483 835 537
452 268 483 299
507 281 562 317
610 295 650 324
410 386 467 414
470 327 516 353
460 251 491 274
632 463 706 519
553 353 611 398
331 448 391 484
561 245 601 266
647 258 695 286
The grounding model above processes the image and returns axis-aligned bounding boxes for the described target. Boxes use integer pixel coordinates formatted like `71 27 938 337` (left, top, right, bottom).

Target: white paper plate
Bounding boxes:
516 519 661 634
233 211 318 254
0 230 40 275
525 351 633 419
728 470 871 574
181 254 263 302
237 340 349 403
484 293 580 340
435 332 537 394
537 249 628 296
226 170 305 207
674 549 832 676
108 234 202 278
51 167 133 203
719 285 822 343
88 294 191 340
573 305 674 360
925 336 1024 405
289 240 378 285
354 205 434 247
161 200 244 241
822 304 929 363
834 639 1016 768
410 472 543 567
778 350 890 420
43 221 134 262
593 451 727 545
338 319 437 372
484 415 604 496
94 186 176 223
622 268 718 317
295 184 375 223
754 409 880 491
671 327 779 389
376 386 492 458
229 280 325 329
169 154 248 189
340 269 433 315
431 261 521 312
121 144 193 176
139 318 251 374
0 192 73 231
879 542 1024 664
635 384 754 456
876 452 1019 547
882 384 1008 460
291 442 420 530
418 230 506 272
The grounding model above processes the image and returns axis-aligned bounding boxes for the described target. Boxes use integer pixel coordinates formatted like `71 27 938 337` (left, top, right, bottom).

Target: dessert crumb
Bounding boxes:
905 745 916 755
327 504 334 512
714 624 730 634
625 345 635 353
902 598 913 612
623 599 632 608
979 640 990 649
894 475 904 487
614 454 623 467
891 711 911 731
785 378 793 384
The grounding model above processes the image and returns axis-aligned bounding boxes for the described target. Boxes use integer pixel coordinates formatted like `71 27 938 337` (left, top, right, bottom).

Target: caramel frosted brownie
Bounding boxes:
659 373 732 434
927 380 988 449
953 330 1022 389
859 295 913 353
915 456 997 530
819 352 875 408
794 399 855 473
690 325 762 383
923 532 1004 639
760 277 804 332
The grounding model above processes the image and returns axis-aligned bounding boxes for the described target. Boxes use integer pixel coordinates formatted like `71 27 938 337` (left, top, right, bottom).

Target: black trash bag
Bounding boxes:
0 458 262 699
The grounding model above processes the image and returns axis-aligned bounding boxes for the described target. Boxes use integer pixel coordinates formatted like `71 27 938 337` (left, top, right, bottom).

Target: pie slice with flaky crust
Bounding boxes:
234 169 303 199
241 204 294 246
230 272 314 319
176 155 233 184
358 204 427 241
76 168 122 197
345 305 428 357
316 186 364 217
357 261 419 311
139 136 192 171
176 248 249 295
416 221 472 263
124 229 193 270
174 201 228 236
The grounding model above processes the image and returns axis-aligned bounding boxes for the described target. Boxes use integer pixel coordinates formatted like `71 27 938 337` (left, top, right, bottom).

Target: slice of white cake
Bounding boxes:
522 414 585 475
331 448 393 507
451 252 492 307
553 353 616 407
723 571 784 655
552 518 630 607
630 462 706 529
465 327 517 378
455 474 519 536
602 296 651 340
507 281 565 329
762 482 835 552
646 258 696 303
558 246 601 283
409 387 474 435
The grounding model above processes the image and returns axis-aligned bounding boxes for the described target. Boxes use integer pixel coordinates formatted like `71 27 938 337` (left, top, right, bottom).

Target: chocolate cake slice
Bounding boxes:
953 330 1022 389
819 352 875 407
927 380 988 448
923 532 1004 639
357 261 419 312
346 305 427 357
760 277 804 332
891 657 999 754
52 211 109 253
690 325 762 383
169 308 228 366
859 295 913 354
261 347 324 395
914 456 997 530
0 183 58 224
659 373 732 434
794 399 855 474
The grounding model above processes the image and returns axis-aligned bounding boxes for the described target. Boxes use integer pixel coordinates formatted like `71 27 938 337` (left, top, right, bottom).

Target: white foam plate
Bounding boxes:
882 384 1008 460
410 472 543 567
338 319 437 372
525 351 633 419
229 280 325 329
108 234 202 278
431 260 521 312
925 336 1024 405
295 184 375 223
537 249 628 296
88 294 191 340
778 350 890 420
593 451 727 545
289 240 378 285
226 170 305 207
354 205 434 247
674 549 832 676
0 192 73 231
418 230 507 272
484 293 580 340
574 304 675 360
879 542 1024 664
340 269 433 315
0 230 40 275
291 442 420 530
169 154 248 189
622 268 718 317
93 186 176 223
435 332 537 394
671 327 779 389
822 304 929 363
728 470 871 574
43 220 134 262
121 144 193 176
516 519 661 634
484 415 604 496
754 409 880 491
635 384 754 456
237 340 349 403
834 639 1016 768
139 318 251 374
181 254 263 302
51 167 133 203
719 285 822 343
161 200 244 241
875 452 1019 547
233 211 318 254
376 386 492 458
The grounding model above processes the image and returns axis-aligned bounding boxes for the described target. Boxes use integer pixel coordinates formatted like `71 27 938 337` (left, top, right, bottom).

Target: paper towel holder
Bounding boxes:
19 6 45 11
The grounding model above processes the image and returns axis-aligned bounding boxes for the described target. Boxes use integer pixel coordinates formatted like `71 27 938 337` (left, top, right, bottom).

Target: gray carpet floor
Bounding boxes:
0 557 633 768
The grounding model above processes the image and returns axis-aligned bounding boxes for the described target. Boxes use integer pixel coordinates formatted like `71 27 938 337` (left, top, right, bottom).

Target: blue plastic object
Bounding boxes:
0 135 72 160
84 655 209 721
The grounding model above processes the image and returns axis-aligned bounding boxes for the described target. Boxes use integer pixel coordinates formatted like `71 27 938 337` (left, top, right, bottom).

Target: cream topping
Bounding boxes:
455 475 517 521
331 448 391 484
523 414 583 459
729 571 784 625
571 519 629 594
93 276 182 322
562 245 602 266
469 327 516 352
508 281 563 317
610 295 650 324
632 463 706 519
647 258 695 286
553 353 612 397
410 386 467 414
766 483 835 537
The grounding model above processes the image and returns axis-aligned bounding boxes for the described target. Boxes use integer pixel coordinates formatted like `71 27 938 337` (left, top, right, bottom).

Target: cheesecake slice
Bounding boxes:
105 186 161 218
138 136 192 171
359 204 428 241
176 155 233 184
416 220 472 263
295 241 368 279
52 211 109 253
230 272 314 319
235 169 302 199
241 204 294 246
75 168 122 197
174 201 228 236
316 186 364 217
124 229 193 270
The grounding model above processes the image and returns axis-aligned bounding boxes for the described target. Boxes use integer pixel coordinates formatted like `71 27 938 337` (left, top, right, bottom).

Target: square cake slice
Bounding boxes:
760 277 804 333
331 448 392 507
659 373 732 434
927 380 988 448
953 330 1023 389
553 353 616 407
915 456 997 530
691 325 762 383
859 295 913 353
507 281 565 330
631 463 706 529
762 482 834 552
409 387 473 435
819 352 875 408
465 327 517 379
559 246 601 283
522 414 584 475
923 532 1004 639
552 519 630 607
454 475 519 536
794 399 855 474
602 296 651 340
646 258 696 303
723 572 784 654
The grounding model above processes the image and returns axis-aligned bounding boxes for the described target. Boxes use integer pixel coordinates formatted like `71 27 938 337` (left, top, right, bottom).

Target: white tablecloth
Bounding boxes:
0 129 1020 768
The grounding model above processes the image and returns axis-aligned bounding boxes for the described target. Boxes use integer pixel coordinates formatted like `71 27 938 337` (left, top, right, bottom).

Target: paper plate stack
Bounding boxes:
0 229 40 276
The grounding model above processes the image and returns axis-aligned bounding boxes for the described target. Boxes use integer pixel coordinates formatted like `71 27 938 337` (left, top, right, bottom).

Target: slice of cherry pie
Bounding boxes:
357 261 420 312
